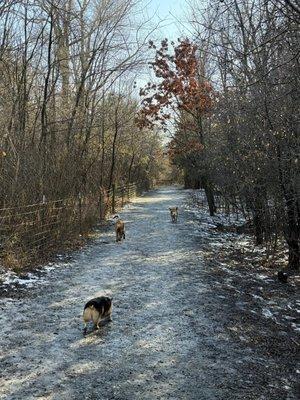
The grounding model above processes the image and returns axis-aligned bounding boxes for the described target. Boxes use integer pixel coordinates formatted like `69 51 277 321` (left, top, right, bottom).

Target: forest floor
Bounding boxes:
0 186 299 400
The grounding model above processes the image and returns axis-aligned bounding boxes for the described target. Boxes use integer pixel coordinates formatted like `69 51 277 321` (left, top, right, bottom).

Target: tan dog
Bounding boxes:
83 296 113 334
169 207 178 223
113 215 125 242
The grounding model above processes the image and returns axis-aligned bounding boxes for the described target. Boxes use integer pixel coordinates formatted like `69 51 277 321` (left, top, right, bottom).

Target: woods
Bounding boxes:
138 0 300 269
0 0 299 270
0 0 164 267
0 0 164 204
0 2 299 398
0 0 298 272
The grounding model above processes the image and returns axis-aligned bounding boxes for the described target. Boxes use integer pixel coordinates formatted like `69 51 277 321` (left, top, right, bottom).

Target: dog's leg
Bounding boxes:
91 308 100 330
107 304 113 321
94 306 103 329
116 231 121 242
83 323 87 334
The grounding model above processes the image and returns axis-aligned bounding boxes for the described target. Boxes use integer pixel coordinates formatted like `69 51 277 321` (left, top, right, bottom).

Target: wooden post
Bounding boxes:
99 189 103 221
127 183 130 200
78 192 82 235
41 194 47 249
112 184 116 214
41 194 46 225
121 186 125 207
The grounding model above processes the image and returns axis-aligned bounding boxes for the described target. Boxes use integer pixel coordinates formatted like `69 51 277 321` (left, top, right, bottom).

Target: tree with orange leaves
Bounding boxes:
137 38 216 215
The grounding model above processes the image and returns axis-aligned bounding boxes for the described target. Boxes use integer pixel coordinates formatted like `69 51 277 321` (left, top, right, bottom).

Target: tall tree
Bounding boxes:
137 38 216 215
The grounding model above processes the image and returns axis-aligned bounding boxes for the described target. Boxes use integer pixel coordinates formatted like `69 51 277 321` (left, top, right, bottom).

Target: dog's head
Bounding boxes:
113 214 120 220
169 207 178 215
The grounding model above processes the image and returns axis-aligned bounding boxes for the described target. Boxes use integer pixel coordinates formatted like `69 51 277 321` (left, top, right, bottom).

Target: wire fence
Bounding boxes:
0 183 137 269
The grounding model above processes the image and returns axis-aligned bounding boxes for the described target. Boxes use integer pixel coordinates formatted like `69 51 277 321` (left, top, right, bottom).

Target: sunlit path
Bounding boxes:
0 187 298 400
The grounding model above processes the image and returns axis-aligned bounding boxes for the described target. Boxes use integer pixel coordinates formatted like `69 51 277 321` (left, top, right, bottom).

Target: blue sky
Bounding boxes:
132 1 209 140
144 0 189 41
134 0 192 90
132 1 189 139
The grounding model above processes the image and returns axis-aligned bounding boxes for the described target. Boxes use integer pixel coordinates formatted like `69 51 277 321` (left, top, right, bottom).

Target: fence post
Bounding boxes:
121 186 125 207
40 194 47 249
112 184 116 214
41 194 46 226
78 192 82 235
99 189 103 221
128 184 130 200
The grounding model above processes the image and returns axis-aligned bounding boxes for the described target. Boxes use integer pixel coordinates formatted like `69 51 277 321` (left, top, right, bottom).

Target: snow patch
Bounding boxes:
262 308 276 320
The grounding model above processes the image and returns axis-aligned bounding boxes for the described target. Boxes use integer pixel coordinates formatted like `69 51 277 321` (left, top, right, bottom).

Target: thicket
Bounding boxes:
0 0 164 206
138 0 299 269
0 0 164 268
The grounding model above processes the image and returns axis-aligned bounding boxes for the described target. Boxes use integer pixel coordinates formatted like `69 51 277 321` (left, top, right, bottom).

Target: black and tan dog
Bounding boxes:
169 207 178 223
113 215 125 242
83 296 112 333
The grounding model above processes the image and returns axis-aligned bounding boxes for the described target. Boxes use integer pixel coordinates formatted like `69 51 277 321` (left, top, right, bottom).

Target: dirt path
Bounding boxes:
0 187 299 400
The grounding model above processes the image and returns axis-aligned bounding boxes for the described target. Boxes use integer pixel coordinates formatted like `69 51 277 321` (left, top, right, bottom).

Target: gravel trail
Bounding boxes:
0 187 299 400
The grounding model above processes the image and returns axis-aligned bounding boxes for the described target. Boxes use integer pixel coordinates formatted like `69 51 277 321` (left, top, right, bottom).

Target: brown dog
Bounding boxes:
83 296 113 333
113 215 125 242
169 207 178 223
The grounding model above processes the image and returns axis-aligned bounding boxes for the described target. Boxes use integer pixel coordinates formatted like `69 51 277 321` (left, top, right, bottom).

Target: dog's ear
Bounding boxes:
176 207 178 211
169 207 171 211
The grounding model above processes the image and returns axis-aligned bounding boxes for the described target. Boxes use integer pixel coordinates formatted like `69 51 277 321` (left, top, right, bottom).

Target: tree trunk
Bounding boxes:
107 104 119 193
202 176 216 216
128 153 135 184
253 210 264 245
285 191 300 269
276 144 299 269
286 236 299 270
252 186 267 245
